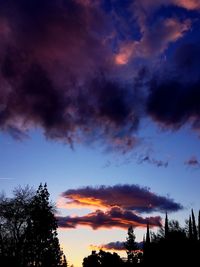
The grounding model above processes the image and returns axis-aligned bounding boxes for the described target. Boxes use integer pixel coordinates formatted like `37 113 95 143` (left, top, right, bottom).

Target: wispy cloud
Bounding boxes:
137 154 168 168
184 156 200 168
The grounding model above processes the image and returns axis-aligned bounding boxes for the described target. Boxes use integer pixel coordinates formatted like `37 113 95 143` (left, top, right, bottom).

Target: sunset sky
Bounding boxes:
1 0 200 266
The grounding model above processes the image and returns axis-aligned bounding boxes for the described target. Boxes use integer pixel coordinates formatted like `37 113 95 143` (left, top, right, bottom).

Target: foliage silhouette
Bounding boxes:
83 210 200 266
0 184 67 267
83 250 125 267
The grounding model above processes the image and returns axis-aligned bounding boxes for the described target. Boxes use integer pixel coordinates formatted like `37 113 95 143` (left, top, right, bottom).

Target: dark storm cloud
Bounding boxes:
56 206 161 230
0 0 199 150
0 0 141 150
145 29 200 130
61 184 182 213
147 42 200 130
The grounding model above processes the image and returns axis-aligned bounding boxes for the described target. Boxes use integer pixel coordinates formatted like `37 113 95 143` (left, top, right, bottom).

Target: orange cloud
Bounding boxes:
61 184 183 213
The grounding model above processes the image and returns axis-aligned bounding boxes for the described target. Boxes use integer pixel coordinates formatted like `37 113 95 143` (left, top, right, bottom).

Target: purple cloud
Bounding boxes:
56 207 161 230
61 184 182 213
0 0 199 151
90 241 143 251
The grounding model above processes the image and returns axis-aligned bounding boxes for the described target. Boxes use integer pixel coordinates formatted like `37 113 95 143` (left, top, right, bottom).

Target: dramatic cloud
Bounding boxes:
0 0 199 150
0 0 140 150
57 184 182 230
61 184 182 213
56 207 161 230
184 156 200 168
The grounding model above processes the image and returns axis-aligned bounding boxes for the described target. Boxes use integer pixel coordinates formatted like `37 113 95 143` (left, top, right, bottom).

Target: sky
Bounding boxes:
0 0 200 266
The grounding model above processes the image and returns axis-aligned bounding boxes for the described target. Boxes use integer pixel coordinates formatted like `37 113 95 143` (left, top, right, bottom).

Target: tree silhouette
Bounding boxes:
24 183 64 267
124 226 138 264
164 213 169 239
188 215 193 240
0 186 34 267
83 251 101 267
191 209 198 240
61 254 68 267
82 250 124 267
0 184 67 267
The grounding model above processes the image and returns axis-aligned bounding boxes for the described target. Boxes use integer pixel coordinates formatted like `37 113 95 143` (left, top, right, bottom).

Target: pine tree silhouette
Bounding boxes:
164 213 169 239
24 183 65 267
146 222 150 245
191 209 198 240
189 215 193 240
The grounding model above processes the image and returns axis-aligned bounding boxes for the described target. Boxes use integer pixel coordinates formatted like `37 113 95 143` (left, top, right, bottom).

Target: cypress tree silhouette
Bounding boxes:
189 215 193 240
164 213 169 239
191 209 198 240
146 222 150 245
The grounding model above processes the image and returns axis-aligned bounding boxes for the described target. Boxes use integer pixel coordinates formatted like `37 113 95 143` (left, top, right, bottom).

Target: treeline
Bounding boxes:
83 211 200 266
1 185 200 267
143 211 200 266
0 184 67 267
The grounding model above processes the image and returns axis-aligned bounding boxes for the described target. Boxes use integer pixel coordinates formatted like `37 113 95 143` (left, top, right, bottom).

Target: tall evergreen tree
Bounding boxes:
165 213 169 239
146 222 150 245
124 226 138 264
25 183 65 267
189 216 193 240
191 209 198 240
